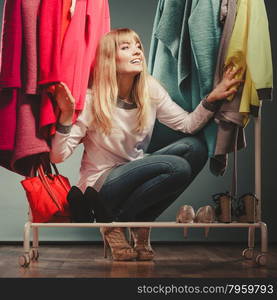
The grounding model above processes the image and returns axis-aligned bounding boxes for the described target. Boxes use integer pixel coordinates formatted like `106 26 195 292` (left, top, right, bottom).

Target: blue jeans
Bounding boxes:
98 136 208 221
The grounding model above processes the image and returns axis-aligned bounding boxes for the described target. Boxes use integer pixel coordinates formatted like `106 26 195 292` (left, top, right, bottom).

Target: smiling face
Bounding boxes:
116 37 144 77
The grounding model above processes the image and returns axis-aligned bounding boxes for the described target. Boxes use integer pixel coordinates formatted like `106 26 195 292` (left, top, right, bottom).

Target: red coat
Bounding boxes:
39 0 110 130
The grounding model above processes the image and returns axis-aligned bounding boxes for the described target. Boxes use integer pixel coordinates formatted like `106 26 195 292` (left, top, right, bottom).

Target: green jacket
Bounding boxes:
148 0 222 157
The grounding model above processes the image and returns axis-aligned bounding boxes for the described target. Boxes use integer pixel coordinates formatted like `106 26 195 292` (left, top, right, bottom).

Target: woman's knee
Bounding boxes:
178 137 208 173
158 155 192 183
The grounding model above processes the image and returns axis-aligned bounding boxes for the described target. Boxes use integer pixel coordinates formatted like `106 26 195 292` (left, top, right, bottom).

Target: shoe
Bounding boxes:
67 186 93 222
129 227 155 261
195 205 215 223
176 205 195 223
100 227 138 261
195 205 215 238
81 188 94 223
236 193 259 223
84 187 113 222
176 205 195 238
213 192 233 223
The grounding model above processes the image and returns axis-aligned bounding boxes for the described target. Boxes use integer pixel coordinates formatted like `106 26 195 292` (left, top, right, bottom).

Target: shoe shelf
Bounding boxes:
18 220 268 268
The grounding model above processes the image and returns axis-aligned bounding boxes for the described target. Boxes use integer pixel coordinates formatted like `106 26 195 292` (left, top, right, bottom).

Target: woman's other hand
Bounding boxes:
55 82 75 125
207 66 243 102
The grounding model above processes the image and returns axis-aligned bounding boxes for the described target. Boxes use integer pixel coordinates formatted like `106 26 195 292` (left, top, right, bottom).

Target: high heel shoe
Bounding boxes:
84 187 113 222
176 205 195 238
176 205 195 223
129 227 155 261
100 227 138 261
195 205 215 238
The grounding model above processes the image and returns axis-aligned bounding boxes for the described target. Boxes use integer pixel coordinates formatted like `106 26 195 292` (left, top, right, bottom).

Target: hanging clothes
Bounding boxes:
11 94 50 175
210 0 246 176
0 0 111 176
0 0 22 154
148 0 222 157
210 0 273 176
0 0 50 176
39 0 72 138
39 0 111 133
62 0 73 39
0 0 22 89
14 0 51 175
225 0 273 119
21 0 41 95
38 0 63 86
60 0 110 112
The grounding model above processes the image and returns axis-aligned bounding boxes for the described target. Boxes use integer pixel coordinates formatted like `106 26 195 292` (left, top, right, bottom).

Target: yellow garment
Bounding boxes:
225 0 273 126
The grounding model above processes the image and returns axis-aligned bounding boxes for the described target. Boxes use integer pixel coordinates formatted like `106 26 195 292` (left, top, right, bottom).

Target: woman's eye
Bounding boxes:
121 45 129 50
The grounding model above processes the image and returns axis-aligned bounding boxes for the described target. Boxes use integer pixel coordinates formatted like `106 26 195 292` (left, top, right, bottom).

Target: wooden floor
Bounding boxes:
1 243 277 278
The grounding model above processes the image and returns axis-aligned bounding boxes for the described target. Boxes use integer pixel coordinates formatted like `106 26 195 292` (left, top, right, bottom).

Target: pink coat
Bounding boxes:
39 0 110 130
0 0 50 175
0 0 21 153
0 0 22 88
60 0 110 111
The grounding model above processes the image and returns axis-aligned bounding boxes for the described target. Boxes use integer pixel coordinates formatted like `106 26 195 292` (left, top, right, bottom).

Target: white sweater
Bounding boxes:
50 77 214 192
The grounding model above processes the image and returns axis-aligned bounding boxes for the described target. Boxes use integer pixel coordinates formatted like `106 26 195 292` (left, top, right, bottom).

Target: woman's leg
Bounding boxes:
99 136 207 221
99 154 192 221
151 136 208 179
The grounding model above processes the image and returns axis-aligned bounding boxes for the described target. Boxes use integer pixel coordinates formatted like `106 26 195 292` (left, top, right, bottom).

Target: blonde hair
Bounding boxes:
91 28 150 135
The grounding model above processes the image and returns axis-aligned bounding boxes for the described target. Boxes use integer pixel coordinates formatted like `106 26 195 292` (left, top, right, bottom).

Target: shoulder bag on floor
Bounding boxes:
21 163 71 223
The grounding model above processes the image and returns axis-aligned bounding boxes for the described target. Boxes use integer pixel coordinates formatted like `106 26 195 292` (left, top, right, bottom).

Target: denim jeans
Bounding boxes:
98 136 208 221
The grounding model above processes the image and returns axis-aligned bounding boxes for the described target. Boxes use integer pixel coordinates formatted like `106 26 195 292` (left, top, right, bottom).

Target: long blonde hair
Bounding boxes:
91 28 150 135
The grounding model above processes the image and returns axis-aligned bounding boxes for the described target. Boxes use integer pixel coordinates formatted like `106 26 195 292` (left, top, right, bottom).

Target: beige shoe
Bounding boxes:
129 227 155 261
195 205 215 237
100 227 138 261
195 205 215 223
176 205 195 223
176 205 195 238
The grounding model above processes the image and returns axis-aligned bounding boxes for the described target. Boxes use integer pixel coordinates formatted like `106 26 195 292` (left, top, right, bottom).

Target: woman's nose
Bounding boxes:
132 46 141 55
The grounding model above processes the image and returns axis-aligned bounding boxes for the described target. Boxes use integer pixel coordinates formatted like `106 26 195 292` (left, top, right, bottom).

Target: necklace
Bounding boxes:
118 97 132 104
117 97 137 109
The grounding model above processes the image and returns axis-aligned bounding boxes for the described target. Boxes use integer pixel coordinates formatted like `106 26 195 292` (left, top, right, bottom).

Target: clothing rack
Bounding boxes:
18 108 268 267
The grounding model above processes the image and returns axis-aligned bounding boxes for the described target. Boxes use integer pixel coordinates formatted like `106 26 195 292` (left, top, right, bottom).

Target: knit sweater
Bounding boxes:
50 77 214 192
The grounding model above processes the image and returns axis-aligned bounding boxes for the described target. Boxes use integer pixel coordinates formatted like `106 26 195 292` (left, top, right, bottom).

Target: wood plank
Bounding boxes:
0 244 276 278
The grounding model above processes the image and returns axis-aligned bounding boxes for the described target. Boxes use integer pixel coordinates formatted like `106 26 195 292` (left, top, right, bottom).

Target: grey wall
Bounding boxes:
0 0 276 243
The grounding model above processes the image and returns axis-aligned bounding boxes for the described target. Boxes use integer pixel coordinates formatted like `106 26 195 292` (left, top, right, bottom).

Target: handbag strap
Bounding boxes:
51 164 70 193
37 165 63 210
41 161 70 193
51 163 60 175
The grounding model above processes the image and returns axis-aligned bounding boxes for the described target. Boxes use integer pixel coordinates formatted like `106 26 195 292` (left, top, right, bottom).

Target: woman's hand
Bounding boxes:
54 82 75 125
207 66 243 102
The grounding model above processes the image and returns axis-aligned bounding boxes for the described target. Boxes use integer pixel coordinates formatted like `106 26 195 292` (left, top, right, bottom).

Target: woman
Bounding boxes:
50 28 241 261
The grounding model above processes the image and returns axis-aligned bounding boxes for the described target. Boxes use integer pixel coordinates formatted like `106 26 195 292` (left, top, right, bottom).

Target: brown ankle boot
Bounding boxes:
237 193 259 223
130 227 155 261
100 227 138 261
213 192 232 223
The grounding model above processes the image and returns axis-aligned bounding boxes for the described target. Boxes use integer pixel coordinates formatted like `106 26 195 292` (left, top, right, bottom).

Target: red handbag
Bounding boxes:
21 163 71 223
